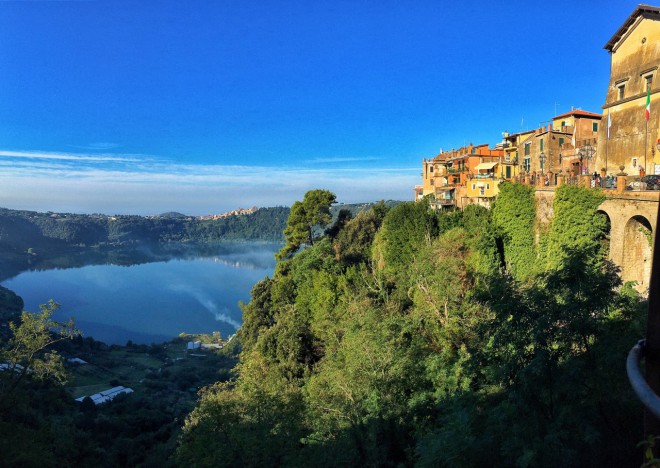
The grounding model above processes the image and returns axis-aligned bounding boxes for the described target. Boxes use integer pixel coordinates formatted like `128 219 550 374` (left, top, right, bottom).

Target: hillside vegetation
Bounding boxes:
178 186 647 467
0 206 291 280
0 206 290 250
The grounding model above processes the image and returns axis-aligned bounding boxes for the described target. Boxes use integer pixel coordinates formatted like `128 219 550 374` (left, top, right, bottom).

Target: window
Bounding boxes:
618 83 626 100
486 183 490 190
506 166 511 178
592 122 598 132
559 153 563 164
641 70 655 92
429 165 434 172
472 183 476 190
559 137 564 146
479 186 485 196
524 142 531 156
561 121 566 128
471 147 477 155
540 138 544 151
523 157 531 172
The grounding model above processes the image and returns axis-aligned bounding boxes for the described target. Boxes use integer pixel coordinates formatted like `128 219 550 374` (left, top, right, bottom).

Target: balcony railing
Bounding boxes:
627 340 660 420
430 199 456 207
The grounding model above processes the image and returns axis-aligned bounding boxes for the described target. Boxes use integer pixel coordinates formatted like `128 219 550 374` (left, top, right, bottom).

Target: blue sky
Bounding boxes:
0 0 639 215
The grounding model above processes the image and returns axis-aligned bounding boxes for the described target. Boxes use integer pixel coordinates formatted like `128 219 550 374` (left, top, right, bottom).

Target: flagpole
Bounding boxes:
605 137 609 187
606 110 610 182
646 85 651 175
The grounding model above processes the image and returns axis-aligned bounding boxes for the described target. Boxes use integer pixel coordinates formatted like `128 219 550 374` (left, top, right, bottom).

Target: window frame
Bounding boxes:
641 68 657 93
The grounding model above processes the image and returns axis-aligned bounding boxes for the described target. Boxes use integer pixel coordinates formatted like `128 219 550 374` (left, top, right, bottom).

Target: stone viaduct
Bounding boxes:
535 188 659 291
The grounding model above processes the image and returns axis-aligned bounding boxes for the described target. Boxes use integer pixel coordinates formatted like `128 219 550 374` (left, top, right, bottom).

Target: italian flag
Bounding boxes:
646 86 651 121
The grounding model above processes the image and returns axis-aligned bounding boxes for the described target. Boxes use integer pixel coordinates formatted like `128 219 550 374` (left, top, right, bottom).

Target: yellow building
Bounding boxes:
503 130 533 174
596 4 660 176
415 154 449 201
415 144 509 207
465 162 501 199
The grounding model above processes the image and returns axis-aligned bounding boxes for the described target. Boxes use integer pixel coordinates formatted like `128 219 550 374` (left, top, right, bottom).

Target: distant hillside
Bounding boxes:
156 211 190 219
0 285 23 324
0 206 289 250
330 200 401 219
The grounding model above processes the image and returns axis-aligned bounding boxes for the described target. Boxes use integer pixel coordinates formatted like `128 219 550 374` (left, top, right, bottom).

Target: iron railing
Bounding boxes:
627 340 660 420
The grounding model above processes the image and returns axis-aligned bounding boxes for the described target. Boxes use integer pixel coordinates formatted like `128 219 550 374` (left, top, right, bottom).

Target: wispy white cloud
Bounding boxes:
302 156 383 164
70 142 121 151
0 148 417 215
0 149 145 163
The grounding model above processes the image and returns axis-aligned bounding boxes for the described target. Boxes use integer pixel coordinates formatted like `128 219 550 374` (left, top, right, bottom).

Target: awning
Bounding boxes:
474 162 498 170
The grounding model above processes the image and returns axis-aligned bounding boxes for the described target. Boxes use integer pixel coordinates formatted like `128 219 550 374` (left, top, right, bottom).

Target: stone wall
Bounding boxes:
533 187 658 291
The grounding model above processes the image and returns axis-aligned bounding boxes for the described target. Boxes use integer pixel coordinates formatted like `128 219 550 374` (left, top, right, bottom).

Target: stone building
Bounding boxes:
596 4 660 176
551 109 602 175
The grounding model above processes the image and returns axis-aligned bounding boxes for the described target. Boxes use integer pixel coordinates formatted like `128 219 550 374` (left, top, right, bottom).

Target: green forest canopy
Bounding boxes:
178 186 648 467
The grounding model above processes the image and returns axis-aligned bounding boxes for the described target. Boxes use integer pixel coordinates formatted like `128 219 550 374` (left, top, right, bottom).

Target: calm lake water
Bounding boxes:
1 243 279 345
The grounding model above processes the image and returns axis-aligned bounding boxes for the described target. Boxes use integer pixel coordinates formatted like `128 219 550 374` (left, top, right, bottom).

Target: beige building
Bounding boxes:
596 4 660 176
551 109 602 175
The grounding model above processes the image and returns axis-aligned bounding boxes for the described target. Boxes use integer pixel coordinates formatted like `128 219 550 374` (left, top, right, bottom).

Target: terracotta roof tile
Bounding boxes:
552 109 602 119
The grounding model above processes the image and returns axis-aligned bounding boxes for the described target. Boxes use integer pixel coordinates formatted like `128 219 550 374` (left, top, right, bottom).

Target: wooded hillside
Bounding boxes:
178 186 647 467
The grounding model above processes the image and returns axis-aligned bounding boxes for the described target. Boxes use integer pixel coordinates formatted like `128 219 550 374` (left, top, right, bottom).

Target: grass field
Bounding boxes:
65 338 231 400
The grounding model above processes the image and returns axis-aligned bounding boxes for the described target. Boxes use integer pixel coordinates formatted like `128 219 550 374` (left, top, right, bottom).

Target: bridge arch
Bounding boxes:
534 189 658 290
621 215 653 290
595 195 658 292
596 209 612 257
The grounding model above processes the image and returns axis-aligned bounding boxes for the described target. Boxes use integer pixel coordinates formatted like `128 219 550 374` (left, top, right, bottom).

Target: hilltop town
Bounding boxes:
415 4 660 290
416 4 659 207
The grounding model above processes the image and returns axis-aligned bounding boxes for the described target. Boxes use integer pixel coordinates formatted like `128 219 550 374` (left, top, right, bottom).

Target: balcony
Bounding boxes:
430 199 456 208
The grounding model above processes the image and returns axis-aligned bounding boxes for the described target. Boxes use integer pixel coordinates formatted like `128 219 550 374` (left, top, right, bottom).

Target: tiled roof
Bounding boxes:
604 4 660 51
552 109 602 119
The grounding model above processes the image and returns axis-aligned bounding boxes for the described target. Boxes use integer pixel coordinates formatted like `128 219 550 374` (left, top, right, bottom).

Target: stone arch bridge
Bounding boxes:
535 189 659 291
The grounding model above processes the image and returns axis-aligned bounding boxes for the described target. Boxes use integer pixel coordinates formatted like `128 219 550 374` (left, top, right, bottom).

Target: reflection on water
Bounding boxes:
1 243 280 345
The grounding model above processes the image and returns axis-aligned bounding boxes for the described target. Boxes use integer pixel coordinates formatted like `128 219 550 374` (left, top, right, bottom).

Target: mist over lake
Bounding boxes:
1 243 279 345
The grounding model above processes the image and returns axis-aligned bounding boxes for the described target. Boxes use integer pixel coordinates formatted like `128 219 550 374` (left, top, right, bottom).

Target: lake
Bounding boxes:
1 243 279 345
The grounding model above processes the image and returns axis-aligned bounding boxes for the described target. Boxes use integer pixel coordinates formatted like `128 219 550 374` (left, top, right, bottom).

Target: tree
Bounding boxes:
276 190 336 260
491 181 537 281
0 300 79 404
371 199 438 283
333 207 384 265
